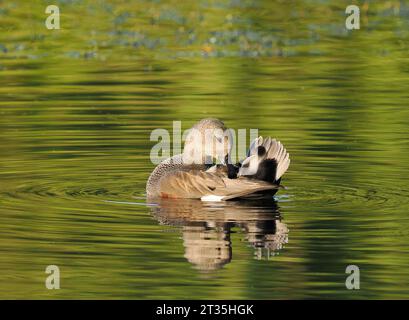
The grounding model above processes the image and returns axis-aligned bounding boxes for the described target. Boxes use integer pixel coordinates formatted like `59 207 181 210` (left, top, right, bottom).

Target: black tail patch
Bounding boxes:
254 159 278 183
257 146 266 157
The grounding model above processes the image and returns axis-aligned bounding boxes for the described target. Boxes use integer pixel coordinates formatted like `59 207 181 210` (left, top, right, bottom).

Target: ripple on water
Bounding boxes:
286 182 409 211
0 181 137 210
1 176 408 213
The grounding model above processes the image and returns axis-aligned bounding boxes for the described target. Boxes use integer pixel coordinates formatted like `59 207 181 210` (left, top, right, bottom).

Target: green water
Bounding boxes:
1 0 409 299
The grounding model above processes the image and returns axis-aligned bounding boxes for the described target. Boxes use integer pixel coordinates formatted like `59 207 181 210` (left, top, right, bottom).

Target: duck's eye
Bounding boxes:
242 162 249 168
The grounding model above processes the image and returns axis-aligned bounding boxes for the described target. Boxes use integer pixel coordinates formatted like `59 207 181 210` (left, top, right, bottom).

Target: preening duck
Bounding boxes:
146 118 290 201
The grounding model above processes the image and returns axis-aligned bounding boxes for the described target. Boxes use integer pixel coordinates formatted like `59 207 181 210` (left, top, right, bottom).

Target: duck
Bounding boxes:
146 118 290 201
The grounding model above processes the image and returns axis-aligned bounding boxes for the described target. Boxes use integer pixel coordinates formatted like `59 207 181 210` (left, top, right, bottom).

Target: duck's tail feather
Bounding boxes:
239 136 290 182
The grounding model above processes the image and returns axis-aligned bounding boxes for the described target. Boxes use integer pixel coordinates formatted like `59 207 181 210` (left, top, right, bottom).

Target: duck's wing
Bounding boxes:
158 170 280 201
239 136 290 182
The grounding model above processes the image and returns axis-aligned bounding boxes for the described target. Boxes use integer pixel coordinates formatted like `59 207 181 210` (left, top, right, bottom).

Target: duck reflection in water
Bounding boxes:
149 198 288 271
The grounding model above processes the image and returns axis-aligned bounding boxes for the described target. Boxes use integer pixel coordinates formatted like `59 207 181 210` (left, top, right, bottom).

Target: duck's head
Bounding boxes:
182 118 233 165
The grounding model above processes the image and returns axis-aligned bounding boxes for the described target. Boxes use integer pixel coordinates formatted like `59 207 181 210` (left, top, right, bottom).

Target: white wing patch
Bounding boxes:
201 195 225 202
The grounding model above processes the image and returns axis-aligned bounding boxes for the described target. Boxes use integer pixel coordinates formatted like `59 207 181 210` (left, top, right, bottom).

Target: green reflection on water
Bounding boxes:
1 0 409 299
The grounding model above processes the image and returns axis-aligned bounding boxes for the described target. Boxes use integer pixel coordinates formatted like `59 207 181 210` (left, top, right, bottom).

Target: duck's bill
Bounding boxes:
222 153 237 165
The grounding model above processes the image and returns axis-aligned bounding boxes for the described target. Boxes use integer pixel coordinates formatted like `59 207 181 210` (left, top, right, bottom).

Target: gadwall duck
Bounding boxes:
146 118 290 201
